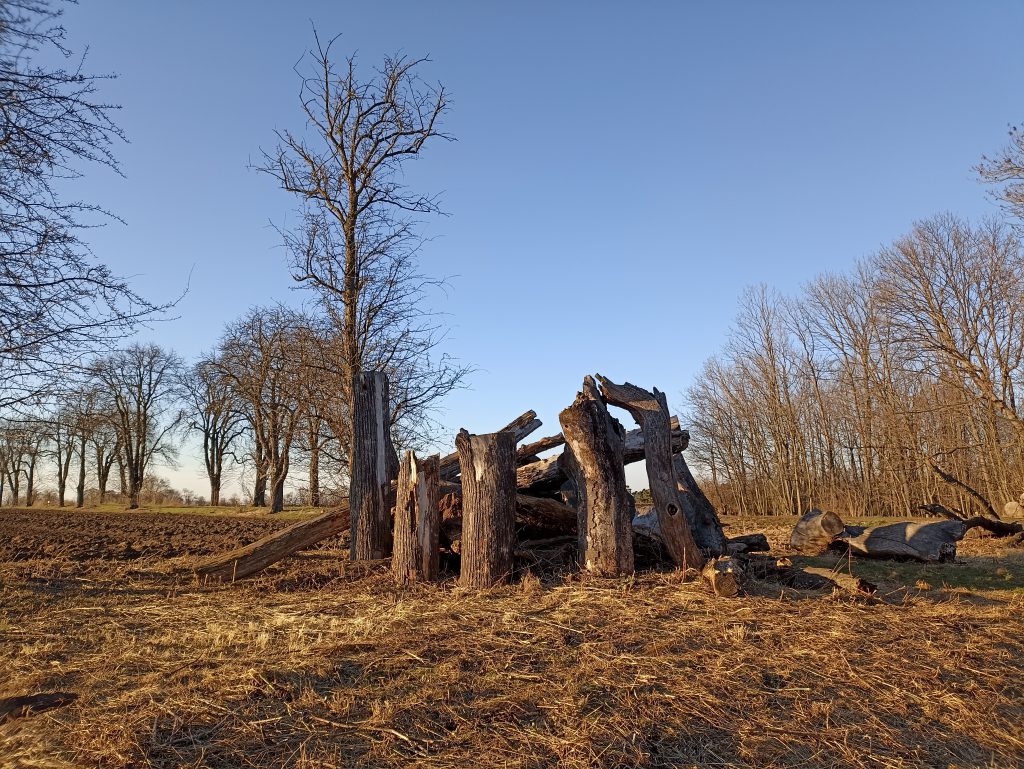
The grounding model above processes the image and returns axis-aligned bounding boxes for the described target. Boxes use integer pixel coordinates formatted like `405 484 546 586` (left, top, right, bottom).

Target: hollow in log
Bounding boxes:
457 429 517 587
559 376 634 576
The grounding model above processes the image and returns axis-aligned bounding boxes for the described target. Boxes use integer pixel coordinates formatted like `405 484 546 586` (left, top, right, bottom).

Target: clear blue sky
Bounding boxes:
57 1 1023 496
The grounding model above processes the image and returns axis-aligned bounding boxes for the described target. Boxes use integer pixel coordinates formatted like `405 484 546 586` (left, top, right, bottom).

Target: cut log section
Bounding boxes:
195 506 350 582
789 509 845 554
597 375 704 571
559 376 634 576
457 429 517 588
702 555 744 597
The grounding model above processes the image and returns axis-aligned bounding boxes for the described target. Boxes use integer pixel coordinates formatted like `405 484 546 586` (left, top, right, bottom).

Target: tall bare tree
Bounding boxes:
92 344 184 508
978 124 1024 223
182 357 246 506
258 34 467 473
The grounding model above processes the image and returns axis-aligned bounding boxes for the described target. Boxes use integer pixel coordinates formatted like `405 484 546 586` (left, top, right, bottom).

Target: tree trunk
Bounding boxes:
24 464 34 507
558 376 634 576
702 556 744 597
673 453 727 556
252 466 267 507
309 436 321 507
596 376 704 571
457 429 517 588
76 435 87 508
350 371 397 560
393 451 441 583
838 519 969 562
210 474 221 507
270 475 286 513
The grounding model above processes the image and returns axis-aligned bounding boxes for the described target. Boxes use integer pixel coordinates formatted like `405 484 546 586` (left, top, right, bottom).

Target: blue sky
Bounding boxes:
55 1 1023 496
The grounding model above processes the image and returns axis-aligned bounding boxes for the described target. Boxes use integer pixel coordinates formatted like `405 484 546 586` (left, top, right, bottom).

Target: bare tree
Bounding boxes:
978 124 1024 223
92 344 184 508
217 308 307 513
182 356 246 506
258 33 467 473
0 0 167 409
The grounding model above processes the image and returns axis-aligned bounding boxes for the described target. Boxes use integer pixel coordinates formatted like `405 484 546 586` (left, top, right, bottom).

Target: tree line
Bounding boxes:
686 133 1024 517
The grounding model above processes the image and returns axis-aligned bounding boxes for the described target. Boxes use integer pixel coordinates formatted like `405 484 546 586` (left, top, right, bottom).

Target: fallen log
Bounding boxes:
440 491 578 552
726 533 770 554
195 506 350 582
837 519 969 562
517 433 566 464
790 509 845 554
740 554 876 595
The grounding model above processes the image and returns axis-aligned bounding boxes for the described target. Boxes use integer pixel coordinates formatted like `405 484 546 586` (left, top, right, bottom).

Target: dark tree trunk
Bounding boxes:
117 457 127 498
270 475 286 513
597 376 704 571
457 429 517 588
393 451 441 583
96 448 112 504
76 435 87 508
308 425 321 507
24 463 34 507
673 453 728 556
210 475 221 507
252 467 267 507
558 376 634 576
350 371 398 560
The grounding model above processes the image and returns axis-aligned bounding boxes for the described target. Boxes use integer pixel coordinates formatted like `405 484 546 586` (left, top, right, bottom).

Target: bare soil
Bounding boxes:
2 507 1023 769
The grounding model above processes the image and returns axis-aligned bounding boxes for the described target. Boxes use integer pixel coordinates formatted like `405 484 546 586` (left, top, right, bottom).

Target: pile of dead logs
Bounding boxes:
193 370 1022 597
195 372 748 587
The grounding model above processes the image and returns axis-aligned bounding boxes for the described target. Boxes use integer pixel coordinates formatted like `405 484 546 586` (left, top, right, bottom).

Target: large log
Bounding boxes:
516 419 689 495
597 375 704 571
440 488 576 552
559 376 634 576
393 451 441 584
195 506 350 582
789 509 845 554
350 371 397 560
457 429 517 587
837 520 968 562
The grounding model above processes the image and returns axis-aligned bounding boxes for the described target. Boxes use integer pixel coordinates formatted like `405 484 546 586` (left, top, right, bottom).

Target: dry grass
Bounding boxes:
2 516 1023 768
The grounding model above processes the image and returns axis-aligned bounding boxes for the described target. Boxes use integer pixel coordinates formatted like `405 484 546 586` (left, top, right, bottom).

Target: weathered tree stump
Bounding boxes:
559 376 634 576
350 371 398 561
790 509 845 554
393 451 441 583
457 429 517 588
597 376 704 571
673 453 728 556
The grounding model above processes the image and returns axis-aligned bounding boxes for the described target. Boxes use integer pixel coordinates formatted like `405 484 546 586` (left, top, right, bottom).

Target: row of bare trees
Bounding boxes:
687 213 1024 517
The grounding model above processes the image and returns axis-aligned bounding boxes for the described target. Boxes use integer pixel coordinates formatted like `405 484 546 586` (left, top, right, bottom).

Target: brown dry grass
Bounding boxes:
2 515 1023 769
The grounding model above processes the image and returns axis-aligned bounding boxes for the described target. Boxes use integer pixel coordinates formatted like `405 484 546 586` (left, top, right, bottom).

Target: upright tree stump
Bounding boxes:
350 371 398 561
559 376 634 576
393 451 441 583
457 429 516 588
597 375 705 571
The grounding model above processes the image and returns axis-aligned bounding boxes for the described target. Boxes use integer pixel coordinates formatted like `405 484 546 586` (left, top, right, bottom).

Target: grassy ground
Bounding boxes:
1 511 1023 768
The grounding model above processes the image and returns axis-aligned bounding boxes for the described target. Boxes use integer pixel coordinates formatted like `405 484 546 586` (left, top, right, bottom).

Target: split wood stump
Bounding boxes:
559 376 634 576
350 371 398 561
597 375 705 571
393 451 441 583
457 428 517 588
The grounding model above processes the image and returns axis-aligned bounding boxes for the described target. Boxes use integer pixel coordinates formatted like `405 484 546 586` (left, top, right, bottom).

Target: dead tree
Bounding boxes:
350 371 399 560
597 376 704 571
558 376 633 576
457 429 516 587
393 451 441 583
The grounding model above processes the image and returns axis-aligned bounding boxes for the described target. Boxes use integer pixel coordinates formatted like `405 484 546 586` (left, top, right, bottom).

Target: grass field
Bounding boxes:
1 507 1022 768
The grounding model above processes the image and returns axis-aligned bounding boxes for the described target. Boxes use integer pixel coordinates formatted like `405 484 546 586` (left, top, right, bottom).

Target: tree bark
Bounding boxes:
393 451 441 583
596 376 704 571
673 453 727 556
350 371 397 560
558 376 634 576
75 434 86 508
457 429 517 587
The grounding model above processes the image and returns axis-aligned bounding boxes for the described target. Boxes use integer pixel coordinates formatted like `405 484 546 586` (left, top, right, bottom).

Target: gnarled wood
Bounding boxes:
673 453 727 556
350 371 397 560
457 429 517 587
596 375 704 570
559 376 634 576
789 509 845 554
195 506 350 582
